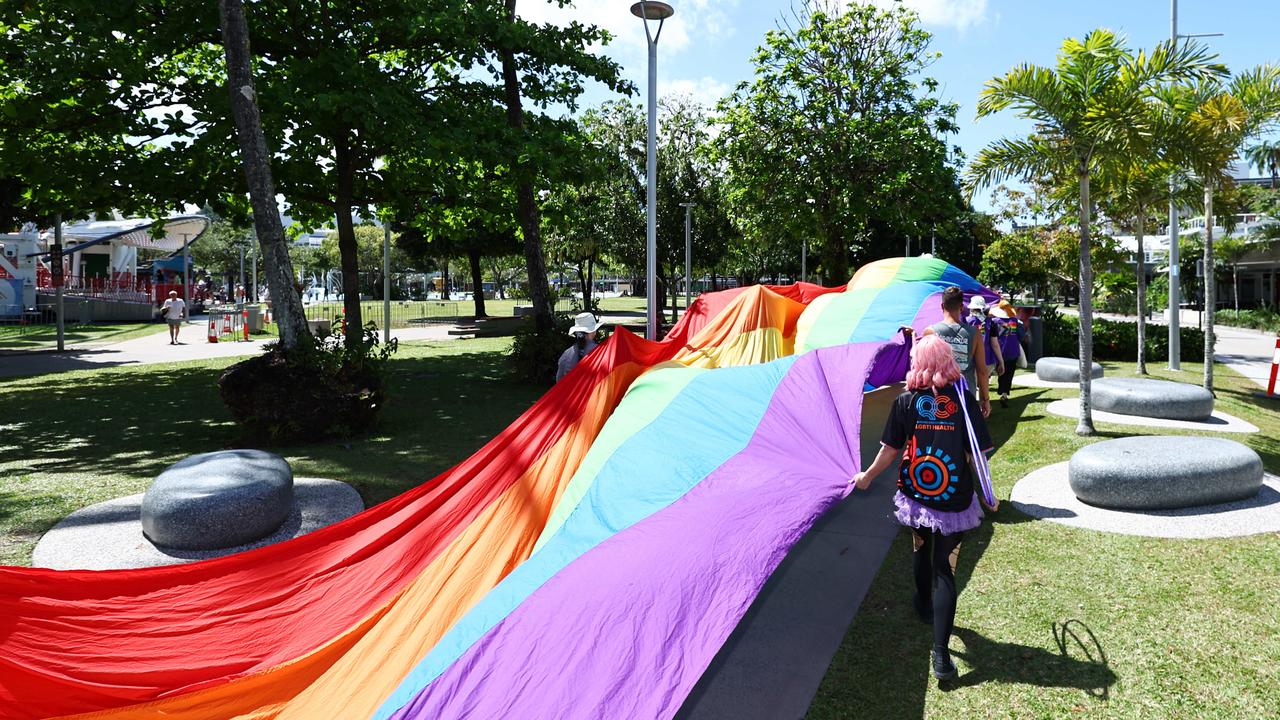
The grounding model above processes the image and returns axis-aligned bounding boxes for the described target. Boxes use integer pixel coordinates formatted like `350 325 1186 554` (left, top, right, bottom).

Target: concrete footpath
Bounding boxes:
677 387 902 720
0 320 460 380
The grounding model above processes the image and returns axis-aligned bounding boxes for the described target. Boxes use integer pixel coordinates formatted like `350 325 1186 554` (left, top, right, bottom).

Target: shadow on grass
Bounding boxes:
0 345 545 509
946 622 1116 698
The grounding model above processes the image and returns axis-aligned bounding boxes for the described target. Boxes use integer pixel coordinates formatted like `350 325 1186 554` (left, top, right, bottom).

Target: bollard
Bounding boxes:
1268 337 1279 397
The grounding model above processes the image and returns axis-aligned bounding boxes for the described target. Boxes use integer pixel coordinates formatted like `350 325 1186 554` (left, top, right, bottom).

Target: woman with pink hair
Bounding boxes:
851 333 997 681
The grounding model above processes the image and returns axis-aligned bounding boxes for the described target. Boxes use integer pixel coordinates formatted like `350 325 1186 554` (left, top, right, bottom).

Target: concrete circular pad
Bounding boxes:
1011 462 1280 538
1092 377 1214 421
32 478 364 570
1045 398 1258 433
1012 372 1079 389
1069 436 1263 510
1036 357 1104 383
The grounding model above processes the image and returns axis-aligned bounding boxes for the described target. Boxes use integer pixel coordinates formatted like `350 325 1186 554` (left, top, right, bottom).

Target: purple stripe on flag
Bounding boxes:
387 342 895 720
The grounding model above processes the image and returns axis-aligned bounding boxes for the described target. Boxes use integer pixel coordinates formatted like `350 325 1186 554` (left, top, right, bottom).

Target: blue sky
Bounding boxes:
521 0 1280 212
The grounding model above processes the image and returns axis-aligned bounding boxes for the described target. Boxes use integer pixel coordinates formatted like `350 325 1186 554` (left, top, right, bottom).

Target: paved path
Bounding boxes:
1061 308 1277 390
677 387 902 720
0 320 460 380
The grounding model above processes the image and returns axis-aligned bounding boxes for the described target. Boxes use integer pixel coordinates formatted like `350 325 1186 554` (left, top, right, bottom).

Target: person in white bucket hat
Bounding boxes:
556 312 602 382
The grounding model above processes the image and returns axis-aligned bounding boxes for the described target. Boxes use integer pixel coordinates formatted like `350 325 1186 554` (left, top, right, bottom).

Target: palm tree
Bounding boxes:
1161 65 1280 392
966 30 1224 435
1095 158 1200 375
1246 140 1280 188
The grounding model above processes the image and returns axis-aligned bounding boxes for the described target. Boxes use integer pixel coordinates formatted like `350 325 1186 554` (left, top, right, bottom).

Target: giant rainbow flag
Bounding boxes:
0 257 992 719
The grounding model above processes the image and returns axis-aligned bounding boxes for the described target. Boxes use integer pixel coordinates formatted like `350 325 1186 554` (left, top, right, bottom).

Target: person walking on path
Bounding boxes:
556 312 602 383
964 296 1006 407
852 333 998 681
988 303 1028 408
161 290 187 345
923 286 991 417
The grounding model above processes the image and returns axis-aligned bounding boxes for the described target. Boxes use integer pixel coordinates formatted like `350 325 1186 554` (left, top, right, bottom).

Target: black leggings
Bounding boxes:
912 528 964 649
997 361 1016 396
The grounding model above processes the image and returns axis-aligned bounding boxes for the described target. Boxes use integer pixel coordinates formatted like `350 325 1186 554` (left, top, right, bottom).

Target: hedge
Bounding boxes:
1039 306 1205 363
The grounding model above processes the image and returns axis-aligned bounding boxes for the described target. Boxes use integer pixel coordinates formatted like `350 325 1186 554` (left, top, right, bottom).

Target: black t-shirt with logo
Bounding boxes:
880 385 994 512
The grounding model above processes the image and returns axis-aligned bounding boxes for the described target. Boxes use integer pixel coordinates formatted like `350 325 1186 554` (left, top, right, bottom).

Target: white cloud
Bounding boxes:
517 0 737 59
664 75 731 107
866 0 989 32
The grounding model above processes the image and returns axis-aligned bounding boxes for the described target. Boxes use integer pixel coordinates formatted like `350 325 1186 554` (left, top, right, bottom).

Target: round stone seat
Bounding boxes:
1092 377 1214 421
1068 436 1263 511
141 450 294 550
1036 356 1104 383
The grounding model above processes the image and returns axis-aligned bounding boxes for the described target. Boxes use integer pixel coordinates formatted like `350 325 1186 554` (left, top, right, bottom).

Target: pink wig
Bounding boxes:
906 334 962 391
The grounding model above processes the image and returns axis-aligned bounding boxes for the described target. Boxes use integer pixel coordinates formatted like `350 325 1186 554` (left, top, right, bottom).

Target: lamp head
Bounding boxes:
630 1 674 20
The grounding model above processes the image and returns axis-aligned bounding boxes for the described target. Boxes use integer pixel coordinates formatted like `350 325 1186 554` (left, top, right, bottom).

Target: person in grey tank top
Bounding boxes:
923 286 990 417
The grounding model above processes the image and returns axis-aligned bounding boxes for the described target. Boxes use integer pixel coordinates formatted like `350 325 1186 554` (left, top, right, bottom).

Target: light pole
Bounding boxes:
383 219 391 345
679 201 693 316
180 233 191 315
632 1 674 340
251 236 258 302
238 240 246 302
1168 0 1223 370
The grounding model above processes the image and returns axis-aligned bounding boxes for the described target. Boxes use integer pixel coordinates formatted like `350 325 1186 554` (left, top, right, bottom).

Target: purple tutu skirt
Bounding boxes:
893 491 983 535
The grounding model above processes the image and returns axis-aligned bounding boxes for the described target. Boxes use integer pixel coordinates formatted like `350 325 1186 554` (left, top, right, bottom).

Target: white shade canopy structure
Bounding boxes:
53 215 210 254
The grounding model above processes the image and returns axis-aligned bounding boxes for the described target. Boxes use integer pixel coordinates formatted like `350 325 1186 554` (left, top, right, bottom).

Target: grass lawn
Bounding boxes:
0 322 168 351
2 345 1276 718
296 295 688 328
809 361 1280 720
0 337 542 566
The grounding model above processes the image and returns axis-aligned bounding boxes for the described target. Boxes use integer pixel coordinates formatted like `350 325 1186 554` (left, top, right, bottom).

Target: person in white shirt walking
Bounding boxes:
161 290 187 345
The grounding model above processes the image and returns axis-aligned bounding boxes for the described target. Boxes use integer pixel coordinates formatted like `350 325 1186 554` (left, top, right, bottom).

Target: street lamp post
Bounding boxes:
632 1 674 340
679 201 693 316
803 197 815 284
181 233 191 315
383 219 391 345
1168 0 1223 370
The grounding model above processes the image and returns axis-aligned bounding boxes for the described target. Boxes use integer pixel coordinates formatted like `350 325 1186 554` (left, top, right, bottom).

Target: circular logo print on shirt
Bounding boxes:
908 446 959 500
914 393 958 422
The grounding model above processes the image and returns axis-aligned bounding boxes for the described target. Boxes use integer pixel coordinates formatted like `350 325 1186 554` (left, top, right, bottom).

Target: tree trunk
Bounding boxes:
1076 169 1095 436
1135 209 1147 375
333 133 363 348
441 260 450 300
217 0 310 350
670 262 680 323
1233 262 1239 316
468 249 486 318
711 271 719 292
500 0 553 332
1203 184 1215 392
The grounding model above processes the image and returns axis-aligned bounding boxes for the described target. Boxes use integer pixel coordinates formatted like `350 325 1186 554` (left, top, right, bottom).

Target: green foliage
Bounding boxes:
1215 308 1280 333
219 321 398 441
509 313 575 385
978 230 1048 291
1094 271 1137 314
1039 305 1205 362
713 1 972 283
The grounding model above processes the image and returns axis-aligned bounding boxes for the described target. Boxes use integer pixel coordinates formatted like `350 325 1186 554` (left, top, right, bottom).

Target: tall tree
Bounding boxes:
967 30 1224 435
217 0 310 350
1160 65 1280 391
1095 159 1201 375
714 0 966 284
1246 140 1280 188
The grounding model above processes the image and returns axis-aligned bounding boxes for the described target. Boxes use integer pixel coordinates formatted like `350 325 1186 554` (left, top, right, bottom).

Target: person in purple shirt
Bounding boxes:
964 296 1004 400
987 304 1027 407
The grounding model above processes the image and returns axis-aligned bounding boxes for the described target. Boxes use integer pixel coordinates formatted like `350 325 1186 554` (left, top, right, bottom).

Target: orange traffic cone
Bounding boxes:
243 308 250 341
207 316 218 343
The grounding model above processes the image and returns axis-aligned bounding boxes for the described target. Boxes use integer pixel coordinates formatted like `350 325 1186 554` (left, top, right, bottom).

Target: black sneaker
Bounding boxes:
912 592 933 624
932 645 958 680
999 396 1009 408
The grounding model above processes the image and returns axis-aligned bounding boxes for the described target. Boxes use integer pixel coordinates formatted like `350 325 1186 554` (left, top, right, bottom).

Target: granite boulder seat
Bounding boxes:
141 449 294 550
1068 436 1263 511
1035 356 1104 383
1091 377 1214 421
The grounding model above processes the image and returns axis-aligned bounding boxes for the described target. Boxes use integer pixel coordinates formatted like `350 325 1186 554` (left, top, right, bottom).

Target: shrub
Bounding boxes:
1038 305 1204 363
509 312 610 385
219 321 398 442
1215 308 1280 333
